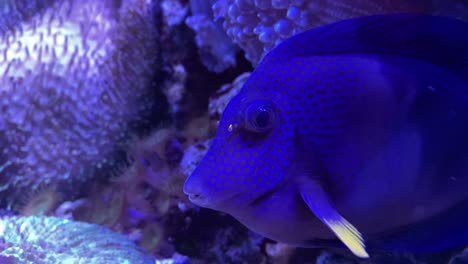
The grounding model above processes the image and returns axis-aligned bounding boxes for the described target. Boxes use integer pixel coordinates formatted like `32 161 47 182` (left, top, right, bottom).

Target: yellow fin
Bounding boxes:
325 217 369 258
297 175 370 258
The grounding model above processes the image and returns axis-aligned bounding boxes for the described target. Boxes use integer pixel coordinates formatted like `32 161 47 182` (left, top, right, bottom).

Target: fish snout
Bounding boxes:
183 179 211 207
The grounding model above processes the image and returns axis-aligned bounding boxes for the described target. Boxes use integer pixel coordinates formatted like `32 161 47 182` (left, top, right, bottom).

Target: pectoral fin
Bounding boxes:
298 179 369 258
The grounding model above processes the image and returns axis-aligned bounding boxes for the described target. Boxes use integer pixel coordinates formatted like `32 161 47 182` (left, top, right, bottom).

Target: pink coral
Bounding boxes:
0 216 155 263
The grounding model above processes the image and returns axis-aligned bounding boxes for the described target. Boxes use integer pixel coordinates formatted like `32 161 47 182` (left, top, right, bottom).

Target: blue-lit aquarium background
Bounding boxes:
0 0 466 263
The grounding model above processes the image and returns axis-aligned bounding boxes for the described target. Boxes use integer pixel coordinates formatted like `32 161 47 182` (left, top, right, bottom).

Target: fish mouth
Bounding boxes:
186 193 208 206
186 192 222 208
186 190 244 211
187 193 200 201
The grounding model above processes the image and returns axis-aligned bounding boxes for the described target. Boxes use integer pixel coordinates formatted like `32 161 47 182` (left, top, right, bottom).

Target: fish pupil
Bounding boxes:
255 110 270 128
244 100 277 133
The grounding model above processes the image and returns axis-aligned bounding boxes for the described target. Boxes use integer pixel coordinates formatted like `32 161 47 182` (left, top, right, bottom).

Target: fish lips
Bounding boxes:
183 179 243 211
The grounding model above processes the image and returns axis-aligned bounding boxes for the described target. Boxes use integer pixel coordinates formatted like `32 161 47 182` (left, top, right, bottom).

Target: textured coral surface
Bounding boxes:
0 0 157 201
0 216 154 263
212 0 468 65
0 0 56 34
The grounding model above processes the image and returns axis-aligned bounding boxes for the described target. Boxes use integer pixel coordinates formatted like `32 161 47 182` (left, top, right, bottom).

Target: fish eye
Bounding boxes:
244 100 277 133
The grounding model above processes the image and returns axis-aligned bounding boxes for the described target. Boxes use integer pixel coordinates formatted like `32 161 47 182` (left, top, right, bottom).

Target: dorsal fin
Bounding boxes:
266 14 468 79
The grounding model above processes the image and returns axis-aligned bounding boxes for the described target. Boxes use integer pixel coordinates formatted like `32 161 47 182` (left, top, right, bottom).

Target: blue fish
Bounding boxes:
183 14 468 258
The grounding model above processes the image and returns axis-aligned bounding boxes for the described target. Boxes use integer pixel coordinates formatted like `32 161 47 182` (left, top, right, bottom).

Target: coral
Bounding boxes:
212 0 444 65
186 0 237 72
180 140 212 178
0 0 158 201
49 127 192 257
181 115 215 146
449 248 468 264
315 252 359 264
72 185 127 228
162 64 188 114
265 242 295 264
15 184 61 216
0 0 56 35
0 216 155 263
139 222 165 253
208 72 250 122
154 253 190 264
207 228 267 264
162 0 189 26
54 199 87 219
174 208 268 264
125 128 186 196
